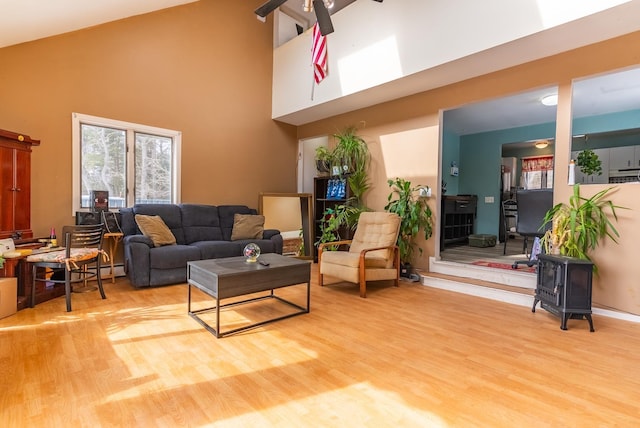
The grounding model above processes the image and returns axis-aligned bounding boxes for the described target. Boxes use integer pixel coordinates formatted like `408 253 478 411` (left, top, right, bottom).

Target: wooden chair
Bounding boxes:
28 224 107 312
502 198 518 255
317 212 401 298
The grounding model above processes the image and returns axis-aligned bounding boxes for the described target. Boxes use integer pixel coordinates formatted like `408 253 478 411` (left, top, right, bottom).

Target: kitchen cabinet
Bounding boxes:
609 145 640 170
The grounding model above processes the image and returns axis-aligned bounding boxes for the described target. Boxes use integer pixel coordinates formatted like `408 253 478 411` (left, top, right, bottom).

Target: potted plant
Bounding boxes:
315 205 348 250
540 184 626 273
384 178 434 276
576 149 602 177
314 146 333 176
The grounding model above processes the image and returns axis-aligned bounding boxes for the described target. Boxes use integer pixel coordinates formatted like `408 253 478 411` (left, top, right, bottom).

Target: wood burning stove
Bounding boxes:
532 254 595 332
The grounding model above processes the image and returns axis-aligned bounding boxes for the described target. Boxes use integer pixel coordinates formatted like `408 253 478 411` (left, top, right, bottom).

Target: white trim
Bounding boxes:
71 112 181 215
424 258 640 324
429 257 536 289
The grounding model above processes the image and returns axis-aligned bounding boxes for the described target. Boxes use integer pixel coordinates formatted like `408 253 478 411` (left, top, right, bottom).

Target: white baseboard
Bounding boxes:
424 258 640 324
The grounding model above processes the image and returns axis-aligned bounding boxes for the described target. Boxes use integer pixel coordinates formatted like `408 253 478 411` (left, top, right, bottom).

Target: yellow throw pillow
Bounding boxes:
231 214 265 241
135 214 177 247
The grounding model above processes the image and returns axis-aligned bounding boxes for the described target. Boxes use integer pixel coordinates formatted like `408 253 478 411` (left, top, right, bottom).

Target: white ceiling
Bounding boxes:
1 0 639 135
446 66 640 136
279 0 356 27
0 0 198 49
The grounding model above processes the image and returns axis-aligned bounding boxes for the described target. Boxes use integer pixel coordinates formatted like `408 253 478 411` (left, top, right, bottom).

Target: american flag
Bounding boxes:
312 22 327 84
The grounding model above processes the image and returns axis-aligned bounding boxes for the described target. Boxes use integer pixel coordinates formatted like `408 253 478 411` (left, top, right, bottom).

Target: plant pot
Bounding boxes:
400 262 412 278
316 160 330 176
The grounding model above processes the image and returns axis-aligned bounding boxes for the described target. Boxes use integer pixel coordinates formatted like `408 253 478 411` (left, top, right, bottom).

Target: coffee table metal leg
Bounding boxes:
188 282 310 338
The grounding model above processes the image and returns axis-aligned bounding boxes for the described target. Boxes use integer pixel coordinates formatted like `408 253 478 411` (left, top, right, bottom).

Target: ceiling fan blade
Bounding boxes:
254 0 289 18
313 0 334 35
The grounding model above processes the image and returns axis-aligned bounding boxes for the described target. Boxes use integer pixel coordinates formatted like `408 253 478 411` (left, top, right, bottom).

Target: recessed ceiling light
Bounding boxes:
541 94 558 106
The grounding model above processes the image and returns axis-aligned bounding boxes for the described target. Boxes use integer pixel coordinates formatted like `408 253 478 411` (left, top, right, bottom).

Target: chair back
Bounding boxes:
62 224 104 254
349 212 401 263
515 189 553 237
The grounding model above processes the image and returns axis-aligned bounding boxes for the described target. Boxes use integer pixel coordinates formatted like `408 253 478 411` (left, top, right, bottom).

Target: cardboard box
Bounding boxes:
0 277 17 319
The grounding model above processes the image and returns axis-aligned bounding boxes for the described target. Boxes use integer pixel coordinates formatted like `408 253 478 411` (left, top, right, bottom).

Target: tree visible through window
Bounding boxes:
135 133 173 204
72 113 181 213
81 124 126 208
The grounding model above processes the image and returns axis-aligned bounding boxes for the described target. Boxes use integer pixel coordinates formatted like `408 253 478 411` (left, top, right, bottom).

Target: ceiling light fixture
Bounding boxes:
535 139 549 149
541 94 558 106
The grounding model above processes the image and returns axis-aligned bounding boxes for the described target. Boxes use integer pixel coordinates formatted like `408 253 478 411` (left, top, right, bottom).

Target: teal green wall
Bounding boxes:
441 129 460 195
458 123 556 236
572 108 640 136
441 109 640 240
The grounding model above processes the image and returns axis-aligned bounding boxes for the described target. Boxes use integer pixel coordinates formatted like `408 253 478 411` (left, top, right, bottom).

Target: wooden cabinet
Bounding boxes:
313 176 352 261
0 129 40 240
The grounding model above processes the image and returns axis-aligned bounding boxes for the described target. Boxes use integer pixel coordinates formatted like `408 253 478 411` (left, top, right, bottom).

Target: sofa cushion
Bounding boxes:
230 239 278 255
180 204 223 244
219 205 257 241
135 215 177 247
190 241 243 259
149 244 201 270
231 214 265 241
126 204 185 244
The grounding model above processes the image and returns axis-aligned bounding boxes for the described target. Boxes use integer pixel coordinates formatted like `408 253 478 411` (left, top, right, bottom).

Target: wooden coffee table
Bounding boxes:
187 253 311 338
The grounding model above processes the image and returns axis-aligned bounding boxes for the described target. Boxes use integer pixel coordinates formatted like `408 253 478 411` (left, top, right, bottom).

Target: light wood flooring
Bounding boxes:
2 264 640 427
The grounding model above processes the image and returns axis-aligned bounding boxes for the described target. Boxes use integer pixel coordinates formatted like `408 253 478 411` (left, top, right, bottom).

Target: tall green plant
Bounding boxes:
314 204 366 249
540 184 626 272
384 178 434 264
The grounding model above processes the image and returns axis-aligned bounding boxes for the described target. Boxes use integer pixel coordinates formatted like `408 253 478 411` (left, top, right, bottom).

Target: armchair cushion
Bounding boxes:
349 211 402 268
321 251 389 269
318 211 401 298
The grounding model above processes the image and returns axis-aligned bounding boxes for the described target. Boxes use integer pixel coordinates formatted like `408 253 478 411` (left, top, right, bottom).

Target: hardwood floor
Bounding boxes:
2 264 640 427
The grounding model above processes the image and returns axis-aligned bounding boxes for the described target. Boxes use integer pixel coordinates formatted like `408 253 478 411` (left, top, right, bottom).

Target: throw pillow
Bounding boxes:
231 214 265 241
135 214 177 247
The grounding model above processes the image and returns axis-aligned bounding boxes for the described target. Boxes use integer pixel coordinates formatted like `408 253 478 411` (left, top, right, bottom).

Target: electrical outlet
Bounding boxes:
485 196 494 203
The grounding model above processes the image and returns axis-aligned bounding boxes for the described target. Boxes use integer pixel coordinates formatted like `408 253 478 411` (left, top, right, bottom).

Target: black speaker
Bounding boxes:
76 211 101 225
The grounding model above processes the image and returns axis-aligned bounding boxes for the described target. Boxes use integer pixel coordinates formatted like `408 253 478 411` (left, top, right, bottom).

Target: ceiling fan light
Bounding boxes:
541 94 558 106
535 139 549 149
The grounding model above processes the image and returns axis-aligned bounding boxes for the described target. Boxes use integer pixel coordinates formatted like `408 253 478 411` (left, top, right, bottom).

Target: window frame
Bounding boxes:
72 112 182 215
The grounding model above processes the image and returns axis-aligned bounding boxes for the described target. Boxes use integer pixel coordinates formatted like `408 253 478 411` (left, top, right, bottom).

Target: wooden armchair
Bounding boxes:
317 212 401 297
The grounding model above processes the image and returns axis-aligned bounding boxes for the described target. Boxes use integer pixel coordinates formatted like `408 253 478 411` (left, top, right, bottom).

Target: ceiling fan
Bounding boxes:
254 0 383 36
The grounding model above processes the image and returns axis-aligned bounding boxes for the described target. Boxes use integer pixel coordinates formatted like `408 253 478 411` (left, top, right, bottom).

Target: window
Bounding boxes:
72 113 181 214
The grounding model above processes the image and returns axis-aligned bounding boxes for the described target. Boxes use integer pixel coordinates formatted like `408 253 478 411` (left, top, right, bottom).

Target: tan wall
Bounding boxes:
298 32 640 314
0 1 297 239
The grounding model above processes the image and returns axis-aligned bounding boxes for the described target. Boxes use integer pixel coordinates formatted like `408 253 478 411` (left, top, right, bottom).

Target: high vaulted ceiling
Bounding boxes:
0 0 198 49
1 0 639 135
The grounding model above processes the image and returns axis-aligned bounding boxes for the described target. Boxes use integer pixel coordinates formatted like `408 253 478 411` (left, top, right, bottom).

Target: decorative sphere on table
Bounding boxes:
243 243 261 262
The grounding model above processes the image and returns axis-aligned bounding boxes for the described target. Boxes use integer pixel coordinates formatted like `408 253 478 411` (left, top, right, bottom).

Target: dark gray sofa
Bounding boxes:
120 204 283 287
